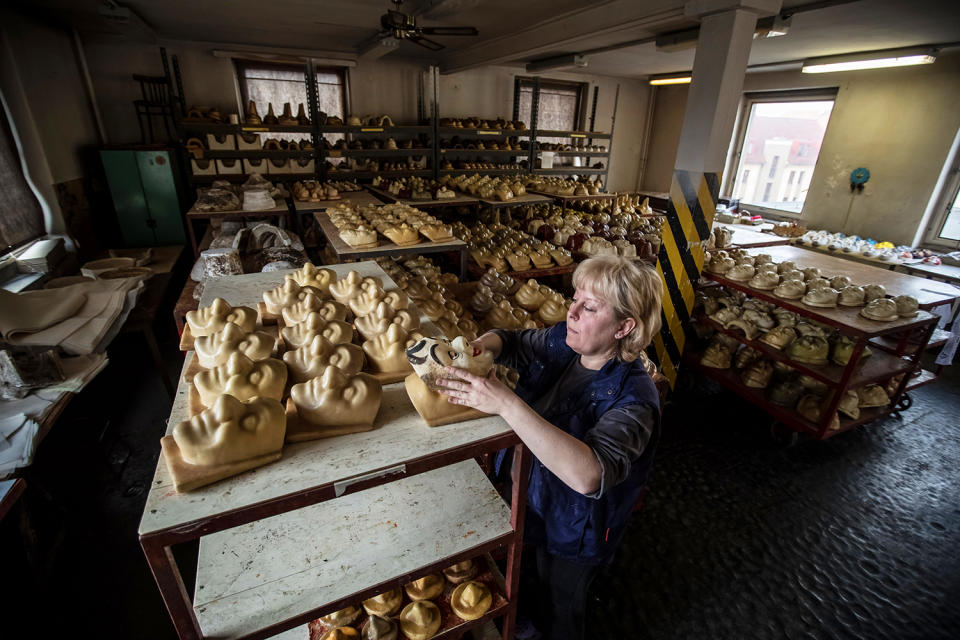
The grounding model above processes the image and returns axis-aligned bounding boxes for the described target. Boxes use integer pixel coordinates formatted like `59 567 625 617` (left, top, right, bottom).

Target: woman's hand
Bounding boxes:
435 366 515 416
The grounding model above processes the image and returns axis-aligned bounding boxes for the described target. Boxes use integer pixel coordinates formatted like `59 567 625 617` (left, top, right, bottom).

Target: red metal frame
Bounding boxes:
141 435 529 640
694 273 940 440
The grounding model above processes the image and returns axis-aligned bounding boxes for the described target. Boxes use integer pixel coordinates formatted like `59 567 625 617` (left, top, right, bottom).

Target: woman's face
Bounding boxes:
566 287 623 358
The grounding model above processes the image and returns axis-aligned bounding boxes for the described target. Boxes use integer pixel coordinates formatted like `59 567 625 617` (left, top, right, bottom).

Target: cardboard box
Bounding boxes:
291 158 315 174
191 158 216 176
216 158 242 175
206 133 236 150
243 158 268 174
267 158 290 174
237 132 262 150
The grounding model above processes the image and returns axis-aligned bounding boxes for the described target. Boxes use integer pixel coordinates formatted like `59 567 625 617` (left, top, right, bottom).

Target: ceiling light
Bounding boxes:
649 75 691 86
802 47 937 74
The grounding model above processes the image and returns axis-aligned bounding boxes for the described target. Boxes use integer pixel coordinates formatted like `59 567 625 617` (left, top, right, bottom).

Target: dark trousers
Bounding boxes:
520 546 600 640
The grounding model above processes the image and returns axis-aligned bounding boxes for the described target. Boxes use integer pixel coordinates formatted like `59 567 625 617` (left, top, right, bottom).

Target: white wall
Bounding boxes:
642 50 960 246
80 37 649 191
439 66 648 192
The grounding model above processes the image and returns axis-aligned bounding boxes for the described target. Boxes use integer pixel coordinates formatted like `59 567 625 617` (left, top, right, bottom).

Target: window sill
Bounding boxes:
736 205 804 222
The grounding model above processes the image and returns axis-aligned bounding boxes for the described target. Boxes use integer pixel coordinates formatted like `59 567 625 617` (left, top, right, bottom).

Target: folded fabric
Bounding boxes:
0 288 87 341
1 278 143 354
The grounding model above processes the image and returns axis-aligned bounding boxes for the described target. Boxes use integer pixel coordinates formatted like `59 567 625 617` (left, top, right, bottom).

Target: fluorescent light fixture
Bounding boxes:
802 47 937 74
649 75 691 86
525 54 587 73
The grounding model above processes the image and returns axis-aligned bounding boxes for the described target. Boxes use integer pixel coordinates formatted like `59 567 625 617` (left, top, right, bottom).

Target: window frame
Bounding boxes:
234 60 348 120
921 127 960 249
513 76 588 132
721 88 838 219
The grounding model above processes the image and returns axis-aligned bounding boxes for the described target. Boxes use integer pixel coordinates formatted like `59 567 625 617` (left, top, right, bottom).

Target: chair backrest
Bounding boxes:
133 74 172 105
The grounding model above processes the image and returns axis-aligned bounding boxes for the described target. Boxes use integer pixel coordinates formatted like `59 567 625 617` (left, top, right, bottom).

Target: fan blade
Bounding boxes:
420 26 478 36
408 35 445 51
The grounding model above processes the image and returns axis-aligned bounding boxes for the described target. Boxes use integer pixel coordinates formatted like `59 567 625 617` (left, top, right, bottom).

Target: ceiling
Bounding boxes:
21 0 960 77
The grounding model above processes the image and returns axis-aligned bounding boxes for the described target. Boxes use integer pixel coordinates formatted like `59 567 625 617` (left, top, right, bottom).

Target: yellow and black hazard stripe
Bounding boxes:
647 170 720 387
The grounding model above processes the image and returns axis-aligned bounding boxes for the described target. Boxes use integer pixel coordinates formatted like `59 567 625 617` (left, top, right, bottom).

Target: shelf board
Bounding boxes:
440 149 526 155
194 461 513 640
535 129 611 139
438 168 525 176
540 150 610 157
201 149 315 159
183 123 315 134
534 167 607 175
905 368 938 391
328 170 433 179
695 315 913 388
188 173 310 184
527 190 613 201
705 272 938 338
329 149 432 158
687 352 892 439
870 327 952 356
468 261 576 280
328 125 433 134
733 246 960 309
477 193 553 208
438 127 531 137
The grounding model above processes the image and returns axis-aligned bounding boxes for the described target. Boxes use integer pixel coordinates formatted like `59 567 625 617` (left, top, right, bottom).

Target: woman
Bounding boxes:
437 255 664 640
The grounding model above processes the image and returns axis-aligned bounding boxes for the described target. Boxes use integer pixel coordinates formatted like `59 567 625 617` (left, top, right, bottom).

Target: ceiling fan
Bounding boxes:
379 0 479 51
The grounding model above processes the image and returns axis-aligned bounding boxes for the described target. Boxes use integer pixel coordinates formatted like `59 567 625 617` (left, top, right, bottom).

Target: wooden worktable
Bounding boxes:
291 190 385 212
366 185 481 209
140 263 520 640
479 193 552 208
314 211 468 277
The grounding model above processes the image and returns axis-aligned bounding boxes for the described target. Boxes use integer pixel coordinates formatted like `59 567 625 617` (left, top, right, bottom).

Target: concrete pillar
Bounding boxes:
651 0 781 386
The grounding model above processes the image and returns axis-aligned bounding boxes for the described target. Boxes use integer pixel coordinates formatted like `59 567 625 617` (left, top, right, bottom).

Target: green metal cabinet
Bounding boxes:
100 148 186 246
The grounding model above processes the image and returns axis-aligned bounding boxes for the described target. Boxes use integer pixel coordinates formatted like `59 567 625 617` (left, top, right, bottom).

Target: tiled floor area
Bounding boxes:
3 318 958 639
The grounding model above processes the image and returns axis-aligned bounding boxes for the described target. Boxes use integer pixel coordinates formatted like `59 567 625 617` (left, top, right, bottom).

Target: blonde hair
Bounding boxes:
572 256 663 362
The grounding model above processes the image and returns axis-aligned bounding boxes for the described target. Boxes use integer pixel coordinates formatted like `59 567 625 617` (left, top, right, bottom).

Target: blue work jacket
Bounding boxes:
497 322 660 564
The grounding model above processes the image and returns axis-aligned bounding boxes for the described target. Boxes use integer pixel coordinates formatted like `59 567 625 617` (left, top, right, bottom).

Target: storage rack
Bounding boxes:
515 78 618 185
691 247 945 440
140 264 531 640
174 61 619 192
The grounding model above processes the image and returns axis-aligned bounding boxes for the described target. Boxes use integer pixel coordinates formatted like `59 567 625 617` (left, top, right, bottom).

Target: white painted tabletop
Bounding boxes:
194 460 511 639
140 264 513 536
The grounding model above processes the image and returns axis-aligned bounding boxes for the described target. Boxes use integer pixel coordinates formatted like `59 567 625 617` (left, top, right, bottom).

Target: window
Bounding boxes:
236 61 346 142
939 188 960 241
725 90 836 215
924 130 960 246
0 106 44 256
515 77 586 146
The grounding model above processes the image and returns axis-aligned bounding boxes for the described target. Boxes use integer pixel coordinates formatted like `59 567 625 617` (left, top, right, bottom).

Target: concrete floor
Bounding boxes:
3 323 959 639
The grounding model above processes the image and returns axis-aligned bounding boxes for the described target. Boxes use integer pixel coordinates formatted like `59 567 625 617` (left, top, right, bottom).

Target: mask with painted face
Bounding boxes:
405 336 495 390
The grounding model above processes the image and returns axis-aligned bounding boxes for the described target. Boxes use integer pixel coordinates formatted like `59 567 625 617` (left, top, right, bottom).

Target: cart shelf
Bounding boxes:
905 368 938 391
687 351 890 440
704 272 937 337
695 315 913 388
870 327 952 356
194 460 511 640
